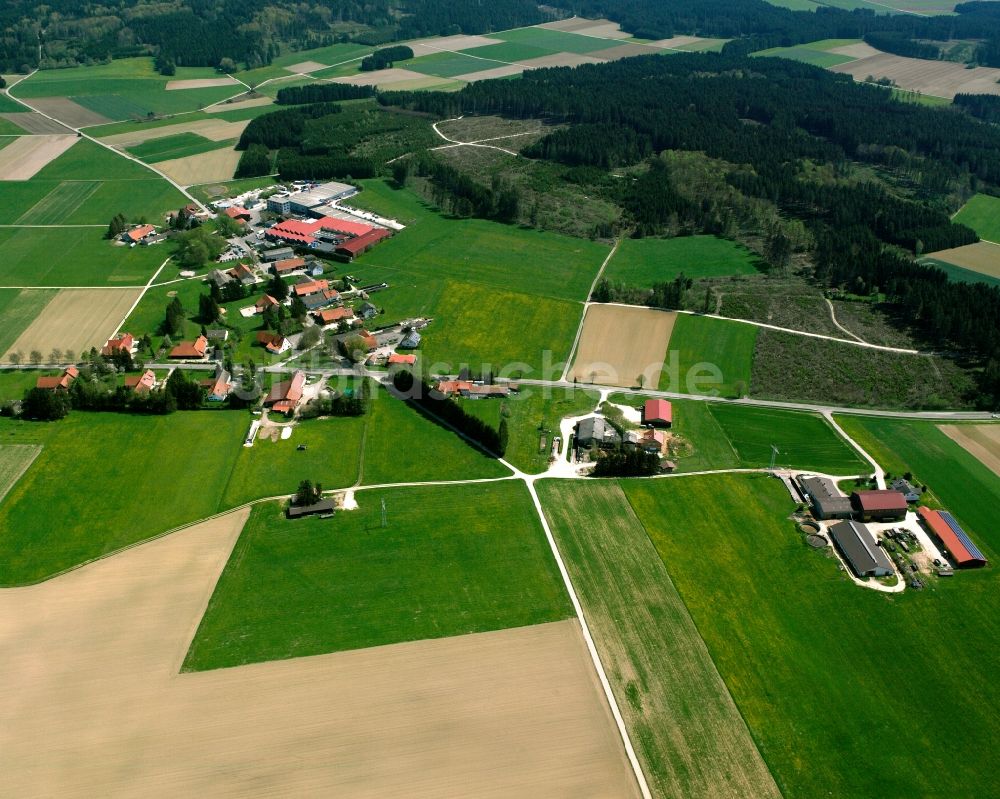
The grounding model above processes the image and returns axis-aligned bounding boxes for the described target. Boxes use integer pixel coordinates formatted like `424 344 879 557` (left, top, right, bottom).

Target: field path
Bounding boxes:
561 239 620 380
824 298 866 343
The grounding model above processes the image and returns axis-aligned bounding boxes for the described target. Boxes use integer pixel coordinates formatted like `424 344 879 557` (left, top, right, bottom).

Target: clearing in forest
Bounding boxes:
569 304 675 388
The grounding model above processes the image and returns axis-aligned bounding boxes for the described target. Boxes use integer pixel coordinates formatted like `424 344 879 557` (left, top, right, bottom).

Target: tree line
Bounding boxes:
360 45 413 71
275 83 374 104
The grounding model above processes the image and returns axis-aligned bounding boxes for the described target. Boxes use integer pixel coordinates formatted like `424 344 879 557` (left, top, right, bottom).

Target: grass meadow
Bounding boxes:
0 227 169 287
494 27 624 54
460 387 600 473
538 480 781 799
0 289 57 355
603 236 762 289
953 193 1000 242
127 132 236 163
625 472 1000 799
662 314 757 397
183 481 571 670
0 444 40 501
0 370 51 402
406 51 509 78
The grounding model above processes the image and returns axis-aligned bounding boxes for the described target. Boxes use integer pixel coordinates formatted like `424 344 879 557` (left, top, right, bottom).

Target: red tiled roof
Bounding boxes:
256 294 279 311
436 380 473 395
126 224 156 242
643 399 672 424
273 257 306 273
315 307 354 324
223 206 250 220
918 507 987 567
102 333 134 357
359 330 377 350
293 279 330 297
124 369 156 393
229 263 255 280
265 371 306 406
169 335 208 359
335 227 391 256
388 353 416 365
35 366 78 390
852 490 908 512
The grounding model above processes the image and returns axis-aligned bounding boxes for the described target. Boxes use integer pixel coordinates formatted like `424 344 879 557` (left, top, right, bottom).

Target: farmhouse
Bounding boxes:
335 228 392 261
169 335 208 360
208 269 235 291
576 417 621 450
851 490 908 522
222 206 251 223
889 478 921 503
359 302 378 320
314 307 354 326
399 330 421 349
388 353 416 366
256 331 292 355
287 498 336 519
435 380 511 399
293 279 333 298
798 475 854 520
124 369 156 394
228 263 257 285
101 333 134 357
829 520 895 578
272 257 307 276
36 366 78 391
201 367 232 402
642 399 672 428
121 224 156 244
265 370 306 415
917 506 988 568
628 428 665 454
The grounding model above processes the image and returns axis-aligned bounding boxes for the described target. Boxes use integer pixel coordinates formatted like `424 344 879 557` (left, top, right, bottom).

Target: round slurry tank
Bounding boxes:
807 534 828 549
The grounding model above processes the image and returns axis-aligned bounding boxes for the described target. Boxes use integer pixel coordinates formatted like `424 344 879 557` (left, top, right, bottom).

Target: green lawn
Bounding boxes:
183 481 572 670
361 389 510 484
538 480 781 799
0 412 250 585
603 236 763 290
188 175 280 203
0 370 50 403
127 132 235 163
0 289 57 356
662 314 757 398
707 403 867 473
624 472 1000 799
835 416 1000 557
953 193 1000 242
495 27 626 55
0 228 169 287
460 386 600 473
0 443 40 501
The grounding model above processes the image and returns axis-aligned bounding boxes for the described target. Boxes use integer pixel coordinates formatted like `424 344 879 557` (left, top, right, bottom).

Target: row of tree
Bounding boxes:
275 83 374 104
360 45 413 71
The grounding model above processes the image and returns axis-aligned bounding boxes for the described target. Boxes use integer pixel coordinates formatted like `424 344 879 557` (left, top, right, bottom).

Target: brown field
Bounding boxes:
285 60 330 74
520 53 608 69
646 35 711 49
537 17 613 32
572 22 633 39
939 425 1000 478
926 241 1000 277
592 42 665 60
0 135 78 180
333 68 434 87
202 95 273 112
454 64 525 82
165 77 238 90
831 53 1000 98
24 97 112 127
408 34 504 57
155 147 241 186
0 111 72 134
569 304 676 387
6 288 143 362
101 117 250 146
829 42 881 59
0 508 639 798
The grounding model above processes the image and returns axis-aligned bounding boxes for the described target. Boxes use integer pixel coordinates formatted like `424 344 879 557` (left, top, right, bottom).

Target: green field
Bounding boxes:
420 280 582 374
753 38 864 66
87 101 278 139
12 59 241 121
183 481 572 670
460 387 600 473
953 193 1000 242
603 236 762 289
624 472 1000 799
835 416 1000 557
0 93 30 112
0 370 50 402
237 42 372 85
495 27 625 55
662 314 757 397
0 289 57 355
0 227 169 287
13 180 102 224
538 480 781 799
0 412 249 585
360 389 510 484
0 443 40 501
127 132 236 163
920 257 1000 288
460 41 558 63
708 403 867 473
407 51 509 78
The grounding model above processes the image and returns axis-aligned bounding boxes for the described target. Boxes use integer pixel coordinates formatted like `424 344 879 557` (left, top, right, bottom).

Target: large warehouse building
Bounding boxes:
829 520 895 578
267 181 356 215
799 475 854 520
918 507 988 568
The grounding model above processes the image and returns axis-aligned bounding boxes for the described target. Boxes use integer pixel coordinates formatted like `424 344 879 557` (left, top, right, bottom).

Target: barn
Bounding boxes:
642 399 672 428
917 507 988 568
828 520 894 578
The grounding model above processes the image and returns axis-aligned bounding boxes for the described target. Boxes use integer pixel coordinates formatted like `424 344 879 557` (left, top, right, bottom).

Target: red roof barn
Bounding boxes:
851 490 908 521
643 399 672 427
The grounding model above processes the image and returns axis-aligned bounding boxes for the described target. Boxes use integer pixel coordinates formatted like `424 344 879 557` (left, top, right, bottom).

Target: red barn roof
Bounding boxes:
388 353 416 365
269 216 373 246
852 490 908 513
265 371 306 406
124 369 156 394
293 279 330 297
643 399 672 425
273 257 306 274
102 333 134 357
334 227 391 256
918 507 988 567
35 366 78 391
125 224 155 242
169 336 208 359
314 306 354 324
223 206 250 220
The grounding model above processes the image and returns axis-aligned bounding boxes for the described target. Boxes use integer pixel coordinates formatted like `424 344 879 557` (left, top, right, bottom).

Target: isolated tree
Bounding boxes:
391 158 411 187
218 57 237 74
106 213 128 240
703 287 713 313
637 374 645 389
294 479 316 506
268 274 289 300
165 296 185 337
29 350 43 365
64 349 75 364
49 347 63 364
198 293 220 324
8 351 21 365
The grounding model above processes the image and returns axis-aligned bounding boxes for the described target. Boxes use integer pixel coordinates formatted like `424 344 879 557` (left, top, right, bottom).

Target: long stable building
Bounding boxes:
829 520 895 578
918 507 988 568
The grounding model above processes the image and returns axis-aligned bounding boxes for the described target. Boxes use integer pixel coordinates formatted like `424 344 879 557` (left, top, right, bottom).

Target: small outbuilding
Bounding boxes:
287 499 336 519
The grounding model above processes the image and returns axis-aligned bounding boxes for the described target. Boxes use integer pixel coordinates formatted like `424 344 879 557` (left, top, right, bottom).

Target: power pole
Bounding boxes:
381 497 388 528
769 445 779 473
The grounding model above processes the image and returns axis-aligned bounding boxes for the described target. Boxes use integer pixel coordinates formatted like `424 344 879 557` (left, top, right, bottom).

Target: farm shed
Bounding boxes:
643 399 672 427
287 499 336 519
829 521 894 578
917 507 988 568
335 228 392 261
798 475 854 520
261 247 295 263
575 417 621 450
851 490 908 522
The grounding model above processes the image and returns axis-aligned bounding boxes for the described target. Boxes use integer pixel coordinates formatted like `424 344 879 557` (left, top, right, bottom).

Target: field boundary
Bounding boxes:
0 444 42 504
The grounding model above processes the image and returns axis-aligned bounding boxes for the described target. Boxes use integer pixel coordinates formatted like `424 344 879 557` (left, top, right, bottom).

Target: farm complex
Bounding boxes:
1 8 1000 799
